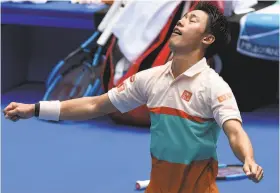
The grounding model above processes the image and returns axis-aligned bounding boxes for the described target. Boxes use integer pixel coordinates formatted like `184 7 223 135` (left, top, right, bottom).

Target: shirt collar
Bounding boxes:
183 57 208 77
166 57 209 78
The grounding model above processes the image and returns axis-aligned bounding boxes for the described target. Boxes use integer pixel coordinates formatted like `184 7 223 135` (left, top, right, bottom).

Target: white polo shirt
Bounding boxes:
108 57 242 164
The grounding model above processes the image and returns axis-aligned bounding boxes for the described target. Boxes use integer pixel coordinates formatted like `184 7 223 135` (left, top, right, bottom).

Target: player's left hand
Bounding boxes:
243 158 264 183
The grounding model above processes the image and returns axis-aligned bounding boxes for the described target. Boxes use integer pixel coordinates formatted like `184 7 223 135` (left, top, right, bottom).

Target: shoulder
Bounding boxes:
202 68 232 92
121 62 170 95
198 68 233 104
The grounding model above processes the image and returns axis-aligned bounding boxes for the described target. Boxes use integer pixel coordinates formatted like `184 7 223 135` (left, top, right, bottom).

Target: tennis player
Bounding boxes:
3 2 263 193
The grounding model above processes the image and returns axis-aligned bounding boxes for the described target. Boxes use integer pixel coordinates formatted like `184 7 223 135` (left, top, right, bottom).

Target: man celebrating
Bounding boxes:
3 2 263 193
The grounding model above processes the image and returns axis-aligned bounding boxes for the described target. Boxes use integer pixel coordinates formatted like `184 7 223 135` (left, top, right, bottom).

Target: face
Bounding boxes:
169 10 214 54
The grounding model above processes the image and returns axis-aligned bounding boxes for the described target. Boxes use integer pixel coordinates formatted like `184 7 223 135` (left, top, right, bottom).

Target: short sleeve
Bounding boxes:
107 71 148 113
209 77 242 129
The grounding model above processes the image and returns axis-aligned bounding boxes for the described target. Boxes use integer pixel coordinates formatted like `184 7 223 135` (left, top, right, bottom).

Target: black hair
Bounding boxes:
194 1 231 58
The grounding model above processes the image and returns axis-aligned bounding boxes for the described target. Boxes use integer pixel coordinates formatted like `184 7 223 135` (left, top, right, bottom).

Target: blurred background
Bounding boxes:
1 0 279 193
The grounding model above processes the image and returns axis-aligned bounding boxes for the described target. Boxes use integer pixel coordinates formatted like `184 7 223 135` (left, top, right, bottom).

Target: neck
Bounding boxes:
171 50 204 78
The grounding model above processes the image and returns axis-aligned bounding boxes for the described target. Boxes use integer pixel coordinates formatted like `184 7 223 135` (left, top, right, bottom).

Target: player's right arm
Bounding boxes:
3 94 117 122
3 70 149 122
57 93 118 121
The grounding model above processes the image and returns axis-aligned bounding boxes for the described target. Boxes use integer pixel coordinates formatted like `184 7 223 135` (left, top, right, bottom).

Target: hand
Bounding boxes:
3 102 35 122
243 158 264 183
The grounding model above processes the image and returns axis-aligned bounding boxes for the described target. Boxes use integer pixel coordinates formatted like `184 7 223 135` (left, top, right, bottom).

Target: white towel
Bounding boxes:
233 0 258 14
112 0 181 63
223 0 258 16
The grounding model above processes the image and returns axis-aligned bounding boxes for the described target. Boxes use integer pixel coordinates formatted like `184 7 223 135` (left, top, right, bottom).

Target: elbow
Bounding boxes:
88 96 107 118
88 94 116 118
223 120 244 142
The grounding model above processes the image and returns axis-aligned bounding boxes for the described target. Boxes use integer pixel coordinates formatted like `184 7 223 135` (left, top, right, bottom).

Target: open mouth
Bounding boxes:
172 28 182 35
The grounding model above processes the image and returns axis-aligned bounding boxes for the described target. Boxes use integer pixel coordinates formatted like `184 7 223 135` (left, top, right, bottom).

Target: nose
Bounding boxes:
176 19 183 27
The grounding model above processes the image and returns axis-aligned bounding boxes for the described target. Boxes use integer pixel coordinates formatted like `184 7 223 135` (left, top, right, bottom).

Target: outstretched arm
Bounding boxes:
223 119 263 183
3 93 117 122
59 94 117 121
209 77 264 183
4 69 150 122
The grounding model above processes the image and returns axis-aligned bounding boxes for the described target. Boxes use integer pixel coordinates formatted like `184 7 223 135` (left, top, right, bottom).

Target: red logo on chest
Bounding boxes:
117 83 125 93
181 90 192 102
130 75 136 83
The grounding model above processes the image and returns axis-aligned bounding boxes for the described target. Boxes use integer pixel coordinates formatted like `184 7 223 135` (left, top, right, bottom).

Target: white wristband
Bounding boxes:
39 101 61 121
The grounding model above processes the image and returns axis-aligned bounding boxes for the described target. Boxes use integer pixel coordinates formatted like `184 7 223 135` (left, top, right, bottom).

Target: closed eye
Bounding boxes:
189 16 198 23
184 13 199 23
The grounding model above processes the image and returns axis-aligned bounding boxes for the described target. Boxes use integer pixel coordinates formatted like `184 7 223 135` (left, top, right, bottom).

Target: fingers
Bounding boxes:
3 102 21 121
5 108 19 118
3 102 18 115
243 164 251 176
250 164 258 181
11 115 20 122
244 162 264 183
251 165 264 183
256 166 264 182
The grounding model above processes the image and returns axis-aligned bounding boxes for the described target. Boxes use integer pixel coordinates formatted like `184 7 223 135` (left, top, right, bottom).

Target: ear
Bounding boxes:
202 34 215 46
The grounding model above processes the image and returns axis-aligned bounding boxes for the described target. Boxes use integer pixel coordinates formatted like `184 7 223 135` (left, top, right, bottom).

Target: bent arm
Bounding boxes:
59 93 118 121
223 119 254 163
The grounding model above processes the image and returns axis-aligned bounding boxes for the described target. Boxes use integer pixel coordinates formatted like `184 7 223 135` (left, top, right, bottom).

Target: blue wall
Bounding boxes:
2 25 94 92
